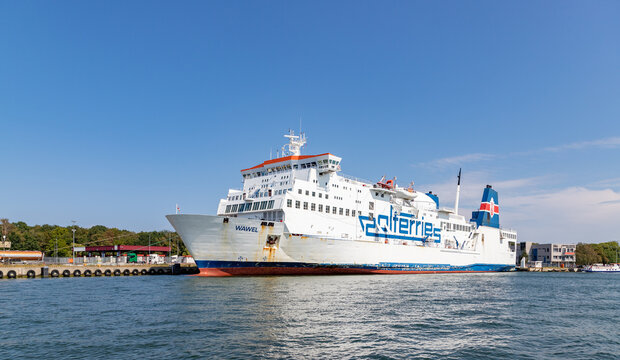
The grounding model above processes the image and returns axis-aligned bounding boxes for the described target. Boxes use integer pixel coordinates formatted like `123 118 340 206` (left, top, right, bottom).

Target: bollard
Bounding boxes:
41 266 49 278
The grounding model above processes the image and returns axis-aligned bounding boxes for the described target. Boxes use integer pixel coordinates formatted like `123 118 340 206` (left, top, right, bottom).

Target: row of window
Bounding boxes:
228 188 291 201
442 222 472 232
225 200 275 213
501 232 517 239
287 199 357 217
298 189 330 200
243 160 341 179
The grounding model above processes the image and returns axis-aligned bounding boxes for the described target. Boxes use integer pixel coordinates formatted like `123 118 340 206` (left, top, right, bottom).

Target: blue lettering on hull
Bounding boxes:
358 206 442 243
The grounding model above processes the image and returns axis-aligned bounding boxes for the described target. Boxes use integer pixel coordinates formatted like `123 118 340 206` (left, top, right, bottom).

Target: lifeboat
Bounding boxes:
394 187 417 200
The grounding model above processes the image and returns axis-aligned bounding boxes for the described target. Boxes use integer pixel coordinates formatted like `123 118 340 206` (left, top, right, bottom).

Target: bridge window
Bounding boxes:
339 208 343 215
303 202 308 210
267 200 274 209
287 199 292 208
345 209 350 216
318 204 323 212
225 205 231 213
253 202 260 211
352 210 356 217
295 200 300 209
332 207 337 215
325 205 330 213
312 192 316 197
311 203 316 211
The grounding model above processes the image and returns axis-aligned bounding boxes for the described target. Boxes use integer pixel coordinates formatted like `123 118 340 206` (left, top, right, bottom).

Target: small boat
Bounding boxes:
582 263 620 272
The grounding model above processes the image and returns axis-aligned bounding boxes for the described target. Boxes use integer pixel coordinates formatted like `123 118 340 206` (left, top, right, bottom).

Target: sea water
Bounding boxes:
0 272 618 359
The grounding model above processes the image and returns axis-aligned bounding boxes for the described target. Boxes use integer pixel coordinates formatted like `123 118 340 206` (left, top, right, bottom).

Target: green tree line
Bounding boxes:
576 241 620 265
0 219 187 257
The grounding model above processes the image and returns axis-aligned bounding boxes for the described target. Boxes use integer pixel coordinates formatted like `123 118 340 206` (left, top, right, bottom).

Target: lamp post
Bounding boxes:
72 220 76 265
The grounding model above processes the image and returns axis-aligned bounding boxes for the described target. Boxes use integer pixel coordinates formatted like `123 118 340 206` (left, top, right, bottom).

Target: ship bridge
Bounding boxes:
241 153 341 179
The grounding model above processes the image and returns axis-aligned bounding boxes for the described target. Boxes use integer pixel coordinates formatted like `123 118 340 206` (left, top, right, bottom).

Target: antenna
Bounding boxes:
454 168 462 215
283 129 307 156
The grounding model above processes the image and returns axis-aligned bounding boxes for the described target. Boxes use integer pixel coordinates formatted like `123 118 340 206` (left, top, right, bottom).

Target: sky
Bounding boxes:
1 1 619 244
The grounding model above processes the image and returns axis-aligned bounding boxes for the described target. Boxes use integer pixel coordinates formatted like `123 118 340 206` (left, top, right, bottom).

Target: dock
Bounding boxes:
516 266 580 272
0 264 199 279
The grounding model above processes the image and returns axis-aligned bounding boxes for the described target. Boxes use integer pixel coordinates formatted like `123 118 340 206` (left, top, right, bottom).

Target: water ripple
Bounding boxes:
1 273 619 359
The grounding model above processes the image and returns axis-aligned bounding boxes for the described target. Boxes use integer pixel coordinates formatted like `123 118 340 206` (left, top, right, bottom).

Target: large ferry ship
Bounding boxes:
167 131 517 276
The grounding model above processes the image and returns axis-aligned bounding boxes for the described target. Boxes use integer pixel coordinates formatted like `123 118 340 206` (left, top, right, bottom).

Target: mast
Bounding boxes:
454 168 462 215
282 129 307 156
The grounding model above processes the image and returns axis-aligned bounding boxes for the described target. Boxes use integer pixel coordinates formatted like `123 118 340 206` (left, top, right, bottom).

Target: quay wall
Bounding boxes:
0 264 198 278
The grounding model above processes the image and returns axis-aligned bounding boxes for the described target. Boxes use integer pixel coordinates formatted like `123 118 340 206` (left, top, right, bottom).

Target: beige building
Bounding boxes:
517 242 576 268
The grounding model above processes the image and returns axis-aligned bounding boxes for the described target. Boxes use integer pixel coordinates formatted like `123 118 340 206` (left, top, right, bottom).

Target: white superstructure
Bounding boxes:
167 131 517 276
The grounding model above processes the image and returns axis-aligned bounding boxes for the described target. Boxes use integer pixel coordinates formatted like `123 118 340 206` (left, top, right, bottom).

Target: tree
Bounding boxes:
576 243 602 265
1 218 12 245
47 227 72 257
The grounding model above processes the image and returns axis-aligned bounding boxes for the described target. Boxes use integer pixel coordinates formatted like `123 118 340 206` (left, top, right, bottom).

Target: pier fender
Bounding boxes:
94 269 102 277
7 270 16 279
140 269 147 275
83 269 91 277
50 270 60 278
104 269 112 276
123 269 130 276
149 268 156 275
132 269 139 275
27 270 36 278
74 269 82 277
0 270 3 279
63 270 71 277
157 268 165 275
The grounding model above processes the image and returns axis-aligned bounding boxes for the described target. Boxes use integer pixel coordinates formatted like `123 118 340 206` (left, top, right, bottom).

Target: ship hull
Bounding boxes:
194 261 513 276
167 214 515 277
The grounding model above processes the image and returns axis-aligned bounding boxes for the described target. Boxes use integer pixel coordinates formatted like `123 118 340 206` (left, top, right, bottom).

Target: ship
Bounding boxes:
167 130 517 276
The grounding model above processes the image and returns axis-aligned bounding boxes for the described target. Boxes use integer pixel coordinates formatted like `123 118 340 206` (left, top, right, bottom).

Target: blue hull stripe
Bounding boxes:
195 260 514 272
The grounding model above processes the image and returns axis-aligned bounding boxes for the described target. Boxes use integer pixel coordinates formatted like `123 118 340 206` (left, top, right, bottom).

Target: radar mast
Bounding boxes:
282 129 307 156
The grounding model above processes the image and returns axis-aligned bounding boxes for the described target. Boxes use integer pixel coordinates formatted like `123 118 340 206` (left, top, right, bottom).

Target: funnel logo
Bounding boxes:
479 198 499 217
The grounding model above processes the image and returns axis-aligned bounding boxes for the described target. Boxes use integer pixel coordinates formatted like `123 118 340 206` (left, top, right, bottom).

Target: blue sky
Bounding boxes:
1 1 619 243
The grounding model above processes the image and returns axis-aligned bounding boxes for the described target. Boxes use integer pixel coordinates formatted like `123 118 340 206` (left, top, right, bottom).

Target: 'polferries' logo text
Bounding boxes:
235 225 258 232
358 206 441 243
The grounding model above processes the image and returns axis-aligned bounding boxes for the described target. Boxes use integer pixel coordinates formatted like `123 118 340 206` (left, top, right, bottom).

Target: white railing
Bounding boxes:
340 173 373 185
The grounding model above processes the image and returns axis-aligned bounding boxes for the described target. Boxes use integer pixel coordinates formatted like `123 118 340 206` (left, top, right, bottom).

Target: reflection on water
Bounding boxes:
1 273 619 359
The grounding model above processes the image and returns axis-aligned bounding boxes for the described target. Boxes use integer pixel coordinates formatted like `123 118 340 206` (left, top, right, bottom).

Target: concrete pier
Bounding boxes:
0 264 199 279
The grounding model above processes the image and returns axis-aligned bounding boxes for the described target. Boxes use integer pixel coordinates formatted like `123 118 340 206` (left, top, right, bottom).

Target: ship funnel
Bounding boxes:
470 186 499 228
